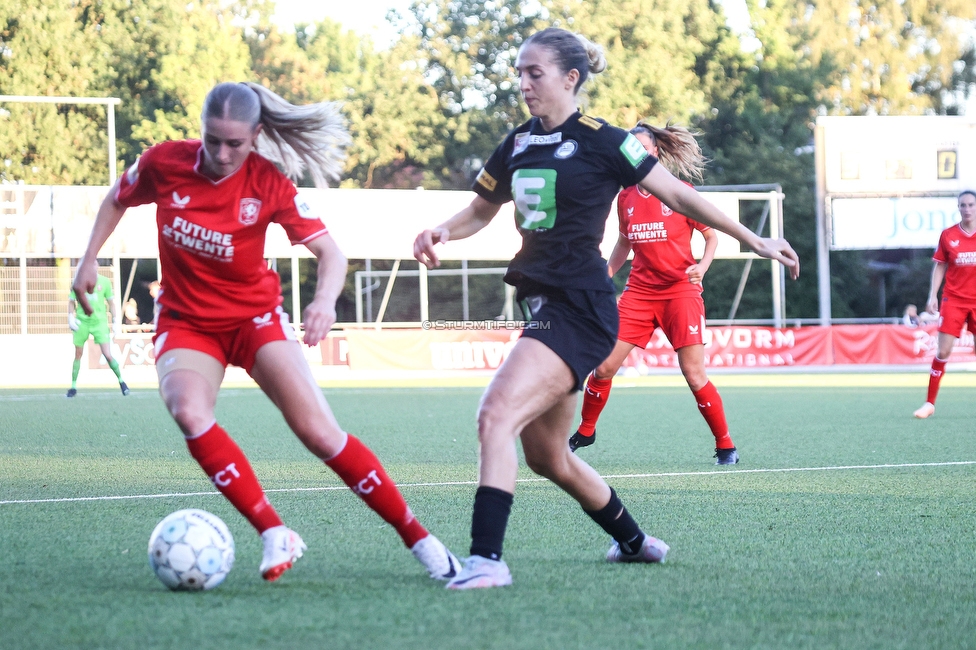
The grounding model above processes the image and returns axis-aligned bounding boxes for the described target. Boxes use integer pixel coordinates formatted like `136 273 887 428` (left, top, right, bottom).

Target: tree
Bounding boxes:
247 18 447 188
543 0 743 127
404 0 546 187
0 0 110 184
93 0 253 162
799 0 976 115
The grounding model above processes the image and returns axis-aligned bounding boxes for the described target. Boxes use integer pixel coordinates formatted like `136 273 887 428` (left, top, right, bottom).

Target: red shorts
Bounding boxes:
153 306 298 373
617 291 705 350
937 298 976 339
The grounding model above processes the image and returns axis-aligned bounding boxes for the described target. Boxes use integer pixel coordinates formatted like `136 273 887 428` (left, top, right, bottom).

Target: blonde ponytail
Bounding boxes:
632 121 707 183
243 83 351 188
202 82 351 187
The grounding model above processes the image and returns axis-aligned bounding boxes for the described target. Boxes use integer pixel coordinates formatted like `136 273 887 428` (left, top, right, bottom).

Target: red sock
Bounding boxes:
578 374 613 436
325 434 428 548
693 381 734 449
926 358 947 405
185 423 283 533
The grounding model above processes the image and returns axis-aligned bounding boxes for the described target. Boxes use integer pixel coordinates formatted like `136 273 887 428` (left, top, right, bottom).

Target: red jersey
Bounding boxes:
617 184 710 299
934 223 976 304
116 140 328 329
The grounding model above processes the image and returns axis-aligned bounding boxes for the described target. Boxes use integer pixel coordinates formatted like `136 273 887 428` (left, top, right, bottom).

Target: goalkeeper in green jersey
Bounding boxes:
67 273 129 397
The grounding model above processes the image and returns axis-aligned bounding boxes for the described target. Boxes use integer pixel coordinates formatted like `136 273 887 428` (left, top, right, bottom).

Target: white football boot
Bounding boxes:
913 402 935 419
410 534 462 581
445 555 512 590
606 535 669 564
259 526 306 582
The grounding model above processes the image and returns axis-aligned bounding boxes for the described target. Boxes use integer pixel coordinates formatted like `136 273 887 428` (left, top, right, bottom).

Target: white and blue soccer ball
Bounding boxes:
148 509 235 591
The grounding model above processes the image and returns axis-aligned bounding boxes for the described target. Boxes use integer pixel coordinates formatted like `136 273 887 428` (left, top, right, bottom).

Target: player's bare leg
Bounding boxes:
251 341 460 580
159 349 295 581
448 338 666 590
677 344 737 464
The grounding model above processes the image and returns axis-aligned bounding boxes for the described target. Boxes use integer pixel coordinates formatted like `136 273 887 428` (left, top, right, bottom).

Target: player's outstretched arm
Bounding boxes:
414 195 500 269
73 180 126 315
926 261 947 315
638 165 799 280
302 233 347 347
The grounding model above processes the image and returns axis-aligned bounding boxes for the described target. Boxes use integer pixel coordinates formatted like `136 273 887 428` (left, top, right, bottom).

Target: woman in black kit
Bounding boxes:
414 27 799 589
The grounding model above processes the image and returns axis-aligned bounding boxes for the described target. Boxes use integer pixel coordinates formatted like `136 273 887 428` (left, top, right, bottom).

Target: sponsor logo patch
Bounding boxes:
513 132 562 156
620 133 649 168
294 195 316 219
125 157 141 184
238 198 262 226
578 115 603 130
476 169 497 192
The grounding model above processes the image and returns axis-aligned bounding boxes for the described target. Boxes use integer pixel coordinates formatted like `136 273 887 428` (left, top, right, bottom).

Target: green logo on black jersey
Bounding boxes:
512 169 557 231
620 133 648 168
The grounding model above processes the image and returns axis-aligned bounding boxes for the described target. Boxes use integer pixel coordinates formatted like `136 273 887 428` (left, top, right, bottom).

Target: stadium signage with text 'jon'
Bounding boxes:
831 196 962 249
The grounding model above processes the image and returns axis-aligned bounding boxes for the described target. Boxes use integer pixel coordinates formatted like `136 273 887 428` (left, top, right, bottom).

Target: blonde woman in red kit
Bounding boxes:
72 82 460 583
570 122 739 465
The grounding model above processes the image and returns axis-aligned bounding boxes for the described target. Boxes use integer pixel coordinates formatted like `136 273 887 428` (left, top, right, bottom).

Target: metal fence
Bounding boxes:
0 259 113 334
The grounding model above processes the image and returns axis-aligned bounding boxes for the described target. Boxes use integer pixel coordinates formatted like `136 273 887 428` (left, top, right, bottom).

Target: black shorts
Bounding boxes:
516 281 618 392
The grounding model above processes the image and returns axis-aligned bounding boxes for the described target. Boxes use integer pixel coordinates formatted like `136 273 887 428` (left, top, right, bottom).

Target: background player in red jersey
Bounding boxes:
914 189 976 419
72 82 460 583
569 122 739 464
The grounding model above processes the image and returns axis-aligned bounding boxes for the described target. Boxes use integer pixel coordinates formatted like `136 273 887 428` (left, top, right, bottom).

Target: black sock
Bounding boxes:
583 487 645 555
470 486 514 561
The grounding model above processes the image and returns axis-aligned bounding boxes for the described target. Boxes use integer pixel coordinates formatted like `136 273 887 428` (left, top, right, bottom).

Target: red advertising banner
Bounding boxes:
77 325 973 374
622 325 834 371
831 324 976 365
339 325 976 372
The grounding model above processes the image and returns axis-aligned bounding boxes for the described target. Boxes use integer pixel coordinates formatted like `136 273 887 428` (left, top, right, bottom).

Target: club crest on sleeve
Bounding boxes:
239 198 262 226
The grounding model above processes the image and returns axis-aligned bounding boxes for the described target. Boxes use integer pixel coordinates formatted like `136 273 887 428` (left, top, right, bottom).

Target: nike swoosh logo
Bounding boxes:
442 552 458 579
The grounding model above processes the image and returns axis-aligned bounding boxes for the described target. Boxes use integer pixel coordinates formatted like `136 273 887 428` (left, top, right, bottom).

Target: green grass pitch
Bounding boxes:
2 384 975 649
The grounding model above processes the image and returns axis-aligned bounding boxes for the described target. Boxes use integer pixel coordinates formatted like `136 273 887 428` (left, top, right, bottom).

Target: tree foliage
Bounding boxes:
1 0 975 317
0 0 109 184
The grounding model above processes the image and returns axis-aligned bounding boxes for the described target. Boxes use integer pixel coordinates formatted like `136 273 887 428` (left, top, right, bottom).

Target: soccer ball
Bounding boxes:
148 509 235 591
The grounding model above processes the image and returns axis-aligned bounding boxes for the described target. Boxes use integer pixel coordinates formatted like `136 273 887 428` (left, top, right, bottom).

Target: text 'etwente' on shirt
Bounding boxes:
116 140 328 330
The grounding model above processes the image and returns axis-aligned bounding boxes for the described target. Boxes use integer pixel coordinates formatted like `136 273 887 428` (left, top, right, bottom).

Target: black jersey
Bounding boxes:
472 112 657 291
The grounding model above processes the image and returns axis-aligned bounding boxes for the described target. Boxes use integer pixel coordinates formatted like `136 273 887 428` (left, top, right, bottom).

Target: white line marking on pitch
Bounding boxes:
2 460 974 506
